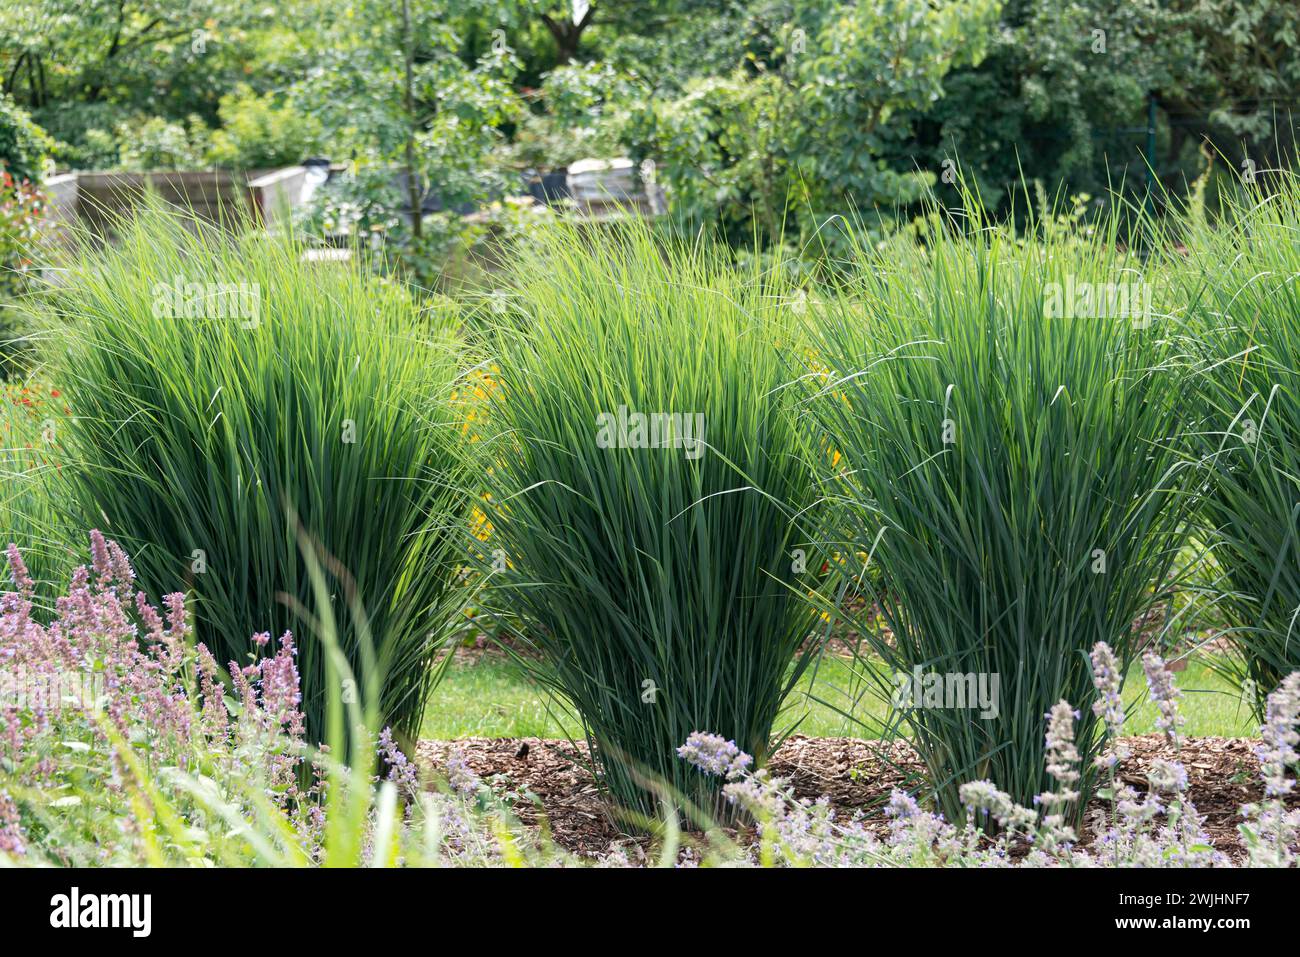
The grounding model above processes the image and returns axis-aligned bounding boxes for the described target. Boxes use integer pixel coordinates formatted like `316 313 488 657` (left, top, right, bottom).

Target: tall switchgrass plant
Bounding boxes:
1176 174 1300 716
805 197 1197 823
484 221 820 822
34 202 472 748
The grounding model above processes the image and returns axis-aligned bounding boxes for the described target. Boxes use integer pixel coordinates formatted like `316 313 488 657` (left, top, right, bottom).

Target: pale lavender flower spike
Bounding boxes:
445 751 482 798
1257 673 1300 799
1142 651 1185 746
1089 641 1124 733
676 732 753 779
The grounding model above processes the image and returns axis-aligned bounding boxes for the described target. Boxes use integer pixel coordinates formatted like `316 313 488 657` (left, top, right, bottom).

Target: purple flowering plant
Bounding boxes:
675 642 1300 868
0 534 561 867
6 536 1299 868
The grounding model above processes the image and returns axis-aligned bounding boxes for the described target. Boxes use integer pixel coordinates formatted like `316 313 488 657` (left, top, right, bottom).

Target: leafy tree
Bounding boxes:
0 1 268 160
918 0 1300 214
626 0 1000 247
0 92 52 180
511 1 720 65
287 0 522 278
206 85 324 170
1151 0 1300 179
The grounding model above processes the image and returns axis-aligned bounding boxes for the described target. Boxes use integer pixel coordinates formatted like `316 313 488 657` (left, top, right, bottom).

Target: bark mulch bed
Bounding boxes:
417 734 1289 862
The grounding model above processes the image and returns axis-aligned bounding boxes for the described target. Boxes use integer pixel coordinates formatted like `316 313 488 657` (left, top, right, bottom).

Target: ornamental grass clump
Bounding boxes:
483 220 820 823
31 202 472 750
804 196 1197 825
1175 173 1300 717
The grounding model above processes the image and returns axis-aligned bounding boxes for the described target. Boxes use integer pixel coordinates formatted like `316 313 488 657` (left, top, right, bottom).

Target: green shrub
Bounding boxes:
805 199 1197 825
37 203 472 749
1 172 50 380
114 115 211 171
207 85 323 170
484 221 821 823
0 94 52 183
33 101 133 170
1178 174 1300 717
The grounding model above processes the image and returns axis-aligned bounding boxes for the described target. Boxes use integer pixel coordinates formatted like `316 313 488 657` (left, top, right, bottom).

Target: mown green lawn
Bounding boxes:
421 653 1257 741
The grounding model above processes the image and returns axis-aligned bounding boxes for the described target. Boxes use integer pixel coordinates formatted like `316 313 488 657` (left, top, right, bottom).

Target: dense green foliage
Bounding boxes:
3 1 1296 272
0 379 70 593
483 221 820 821
4 170 1300 850
0 174 48 379
804 197 1198 823
623 0 1000 250
4 0 1300 863
1177 175 1300 719
33 205 473 749
0 92 51 182
0 92 51 375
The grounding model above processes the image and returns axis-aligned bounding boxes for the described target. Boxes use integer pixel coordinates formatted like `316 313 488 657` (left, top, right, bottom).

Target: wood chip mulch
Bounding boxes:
417 733 1295 863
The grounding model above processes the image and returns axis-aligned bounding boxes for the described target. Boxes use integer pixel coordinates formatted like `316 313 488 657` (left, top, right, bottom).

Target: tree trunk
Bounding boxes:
540 6 595 65
401 0 421 240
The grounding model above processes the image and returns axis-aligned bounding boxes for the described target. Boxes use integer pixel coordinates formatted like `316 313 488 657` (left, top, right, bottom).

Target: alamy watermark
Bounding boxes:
0 667 106 712
152 276 260 328
595 405 707 459
892 666 1000 719
1043 275 1153 328
50 887 151 937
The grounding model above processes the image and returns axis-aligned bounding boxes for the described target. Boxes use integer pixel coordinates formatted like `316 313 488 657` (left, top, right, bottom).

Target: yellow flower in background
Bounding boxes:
470 495 494 542
807 587 832 623
804 348 851 407
454 364 500 444
453 366 515 611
